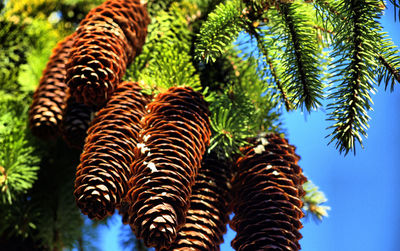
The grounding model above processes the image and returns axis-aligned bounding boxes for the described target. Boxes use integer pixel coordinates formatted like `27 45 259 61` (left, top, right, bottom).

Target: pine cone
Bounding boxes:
160 153 232 251
66 0 150 107
230 133 307 251
28 33 75 139
125 86 211 249
74 81 151 220
85 0 150 62
61 95 94 150
66 16 129 107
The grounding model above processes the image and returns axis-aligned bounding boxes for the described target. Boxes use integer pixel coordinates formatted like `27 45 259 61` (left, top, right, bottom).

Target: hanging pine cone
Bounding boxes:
85 0 150 62
230 133 307 251
125 86 211 249
28 33 75 139
66 16 129 107
74 81 151 220
159 152 232 251
66 0 150 107
61 95 94 150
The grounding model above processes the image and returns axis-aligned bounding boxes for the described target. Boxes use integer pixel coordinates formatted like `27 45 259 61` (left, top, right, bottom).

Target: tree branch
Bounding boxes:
378 54 400 84
245 22 293 111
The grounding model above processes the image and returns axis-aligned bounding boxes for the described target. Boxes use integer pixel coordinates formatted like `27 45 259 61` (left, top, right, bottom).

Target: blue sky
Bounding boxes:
96 4 400 251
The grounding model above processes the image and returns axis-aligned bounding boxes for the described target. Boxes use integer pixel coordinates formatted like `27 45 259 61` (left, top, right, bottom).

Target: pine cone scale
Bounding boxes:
126 87 211 249
163 153 232 251
29 33 75 139
231 134 307 251
66 0 149 106
74 81 150 220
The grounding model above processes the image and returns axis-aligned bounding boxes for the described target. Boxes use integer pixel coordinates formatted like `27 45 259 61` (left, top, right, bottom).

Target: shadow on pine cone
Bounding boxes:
66 0 150 107
74 81 151 220
125 86 211 249
61 95 95 150
230 133 307 251
159 152 232 251
29 33 75 139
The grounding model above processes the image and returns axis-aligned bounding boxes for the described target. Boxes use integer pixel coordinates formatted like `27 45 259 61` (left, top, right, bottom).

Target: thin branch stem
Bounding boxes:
312 24 334 34
245 22 293 111
314 0 342 18
378 54 400 83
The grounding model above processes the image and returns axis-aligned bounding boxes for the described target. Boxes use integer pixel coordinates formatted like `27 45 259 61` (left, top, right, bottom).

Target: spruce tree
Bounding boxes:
0 0 399 250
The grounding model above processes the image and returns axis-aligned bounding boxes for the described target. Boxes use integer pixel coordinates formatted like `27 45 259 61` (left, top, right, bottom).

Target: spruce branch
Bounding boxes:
299 1 336 47
311 0 342 45
313 0 400 93
207 50 282 158
387 0 400 21
376 33 400 91
0 195 39 242
126 3 199 92
0 17 29 91
209 89 255 158
378 54 400 90
137 40 201 92
245 22 293 111
316 0 400 94
312 0 341 17
312 24 334 35
195 0 244 63
146 0 175 16
327 0 382 154
265 52 293 111
0 95 41 204
17 18 61 93
279 2 324 111
302 180 330 221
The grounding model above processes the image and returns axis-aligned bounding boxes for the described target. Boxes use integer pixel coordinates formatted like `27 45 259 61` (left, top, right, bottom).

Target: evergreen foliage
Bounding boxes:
195 0 400 154
0 95 40 204
302 180 331 221
326 0 384 154
17 18 61 93
0 16 30 92
1 0 399 249
275 2 324 111
195 0 243 63
5 0 103 24
0 141 99 250
206 49 281 158
126 2 200 92
377 33 400 91
0 1 106 249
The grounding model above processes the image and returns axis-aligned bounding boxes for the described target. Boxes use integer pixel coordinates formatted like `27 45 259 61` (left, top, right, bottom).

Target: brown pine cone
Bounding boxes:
28 33 75 139
125 86 211 249
74 81 151 220
85 0 150 62
66 0 150 107
159 152 232 251
66 16 129 107
230 133 307 251
61 95 94 150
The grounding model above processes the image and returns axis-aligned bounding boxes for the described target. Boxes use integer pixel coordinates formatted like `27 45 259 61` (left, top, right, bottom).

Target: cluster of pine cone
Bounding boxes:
28 0 307 250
